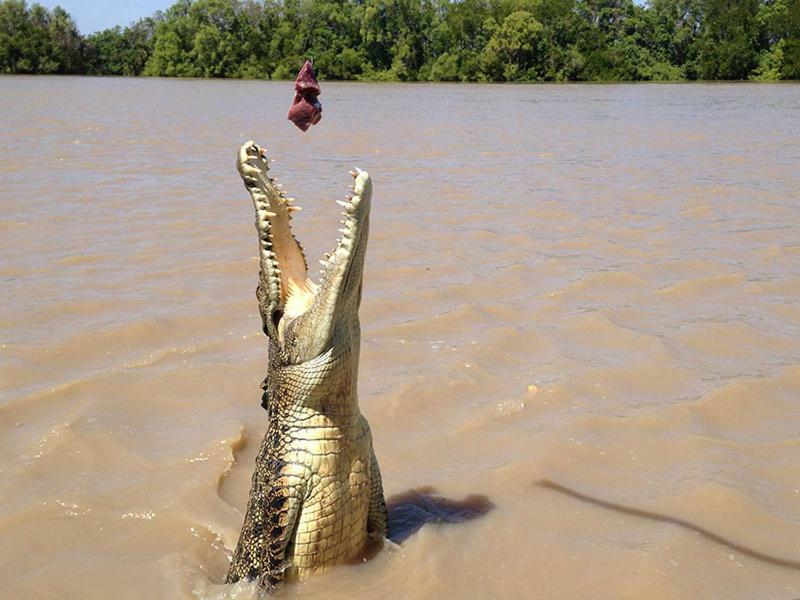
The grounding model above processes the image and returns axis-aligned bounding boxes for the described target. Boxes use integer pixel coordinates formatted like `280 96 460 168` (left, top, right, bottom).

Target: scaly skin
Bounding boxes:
226 141 387 591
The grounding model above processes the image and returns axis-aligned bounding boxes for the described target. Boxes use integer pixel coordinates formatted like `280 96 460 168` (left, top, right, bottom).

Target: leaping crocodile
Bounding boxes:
226 141 387 590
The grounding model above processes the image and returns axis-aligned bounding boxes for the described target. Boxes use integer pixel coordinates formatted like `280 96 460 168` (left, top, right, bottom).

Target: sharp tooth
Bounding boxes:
336 200 348 207
318 259 327 267
285 197 296 202
339 219 345 224
265 211 277 217
355 167 363 174
338 228 348 235
287 206 302 212
349 170 357 179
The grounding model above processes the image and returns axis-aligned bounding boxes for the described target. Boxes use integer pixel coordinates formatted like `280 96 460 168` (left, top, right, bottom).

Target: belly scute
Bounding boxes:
290 451 372 573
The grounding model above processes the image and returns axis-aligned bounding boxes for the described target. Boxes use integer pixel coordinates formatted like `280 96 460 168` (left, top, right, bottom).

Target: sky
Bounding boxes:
38 1 173 34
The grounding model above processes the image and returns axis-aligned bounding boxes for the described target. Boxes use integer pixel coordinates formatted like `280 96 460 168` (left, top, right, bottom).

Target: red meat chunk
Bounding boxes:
287 60 322 132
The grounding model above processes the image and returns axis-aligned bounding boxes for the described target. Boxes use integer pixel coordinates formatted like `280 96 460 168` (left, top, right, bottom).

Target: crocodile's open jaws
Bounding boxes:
226 141 387 591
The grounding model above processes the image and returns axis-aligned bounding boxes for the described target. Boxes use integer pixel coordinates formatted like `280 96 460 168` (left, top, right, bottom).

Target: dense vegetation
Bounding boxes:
1 0 798 80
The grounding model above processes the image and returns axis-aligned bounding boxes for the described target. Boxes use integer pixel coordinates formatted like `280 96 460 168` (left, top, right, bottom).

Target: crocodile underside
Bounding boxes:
225 141 387 591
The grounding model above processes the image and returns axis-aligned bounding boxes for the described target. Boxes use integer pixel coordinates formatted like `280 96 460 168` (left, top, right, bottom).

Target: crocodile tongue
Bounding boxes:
287 60 322 132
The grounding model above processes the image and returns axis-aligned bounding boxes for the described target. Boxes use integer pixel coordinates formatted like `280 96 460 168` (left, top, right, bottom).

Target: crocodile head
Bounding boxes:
236 141 371 365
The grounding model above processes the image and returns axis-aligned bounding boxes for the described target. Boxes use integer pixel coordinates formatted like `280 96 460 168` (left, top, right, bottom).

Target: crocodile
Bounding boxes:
226 141 388 591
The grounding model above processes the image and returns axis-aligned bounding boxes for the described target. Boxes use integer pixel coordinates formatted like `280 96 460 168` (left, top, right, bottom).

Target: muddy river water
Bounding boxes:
1 77 799 599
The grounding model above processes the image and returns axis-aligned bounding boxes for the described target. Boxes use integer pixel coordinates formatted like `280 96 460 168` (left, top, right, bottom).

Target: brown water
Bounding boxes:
1 77 799 599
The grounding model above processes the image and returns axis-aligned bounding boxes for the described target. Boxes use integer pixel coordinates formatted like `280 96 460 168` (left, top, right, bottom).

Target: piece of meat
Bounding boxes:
287 60 322 132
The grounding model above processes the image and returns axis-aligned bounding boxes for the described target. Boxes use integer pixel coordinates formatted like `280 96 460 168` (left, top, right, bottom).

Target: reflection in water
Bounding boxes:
386 487 494 544
537 479 800 570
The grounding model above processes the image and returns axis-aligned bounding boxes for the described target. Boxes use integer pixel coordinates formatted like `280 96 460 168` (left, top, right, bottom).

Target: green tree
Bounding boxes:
188 0 241 76
0 1 83 73
646 0 704 78
526 0 586 81
480 10 547 80
85 17 157 75
144 0 199 76
427 0 494 80
753 0 800 78
357 0 438 80
697 0 762 79
782 0 800 78
47 5 83 72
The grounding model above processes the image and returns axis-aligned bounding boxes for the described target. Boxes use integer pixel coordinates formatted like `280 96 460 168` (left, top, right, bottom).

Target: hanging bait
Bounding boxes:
287 60 322 132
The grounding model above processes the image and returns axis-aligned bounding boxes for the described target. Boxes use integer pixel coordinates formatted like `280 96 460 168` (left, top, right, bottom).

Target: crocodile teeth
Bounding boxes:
287 206 302 212
335 200 348 207
349 170 357 179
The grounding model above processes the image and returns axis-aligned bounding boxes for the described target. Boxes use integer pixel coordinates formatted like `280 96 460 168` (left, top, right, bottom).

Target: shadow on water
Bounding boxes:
386 486 495 544
537 479 800 571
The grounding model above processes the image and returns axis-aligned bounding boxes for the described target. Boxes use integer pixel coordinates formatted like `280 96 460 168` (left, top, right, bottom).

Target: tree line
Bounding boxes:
1 0 798 81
